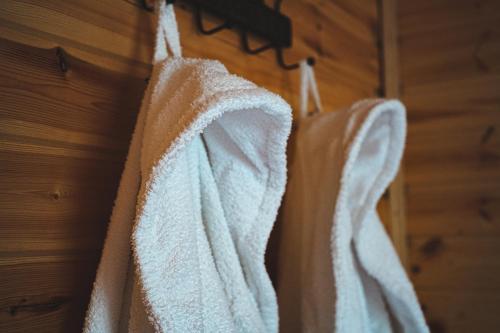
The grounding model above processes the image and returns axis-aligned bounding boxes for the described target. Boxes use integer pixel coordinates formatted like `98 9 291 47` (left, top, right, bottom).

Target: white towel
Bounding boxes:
83 3 291 332
276 99 428 332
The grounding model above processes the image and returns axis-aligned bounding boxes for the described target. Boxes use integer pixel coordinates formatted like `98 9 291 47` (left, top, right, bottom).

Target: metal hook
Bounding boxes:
241 32 273 54
273 0 315 70
195 5 231 35
276 48 315 70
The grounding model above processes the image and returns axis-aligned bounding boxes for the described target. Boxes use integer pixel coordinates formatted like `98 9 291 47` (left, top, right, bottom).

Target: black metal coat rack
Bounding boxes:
142 0 315 70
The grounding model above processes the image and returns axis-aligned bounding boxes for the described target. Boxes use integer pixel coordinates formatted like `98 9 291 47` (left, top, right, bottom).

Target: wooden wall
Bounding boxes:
399 0 500 332
0 0 381 331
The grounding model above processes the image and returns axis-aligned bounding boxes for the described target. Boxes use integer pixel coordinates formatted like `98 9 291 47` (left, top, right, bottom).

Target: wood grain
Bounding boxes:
409 235 500 290
0 37 144 332
418 290 500 333
399 0 500 331
0 0 382 331
0 0 381 113
407 182 500 237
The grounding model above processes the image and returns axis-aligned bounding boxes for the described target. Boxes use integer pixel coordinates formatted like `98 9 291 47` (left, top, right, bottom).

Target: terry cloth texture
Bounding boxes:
83 2 291 332
276 99 428 333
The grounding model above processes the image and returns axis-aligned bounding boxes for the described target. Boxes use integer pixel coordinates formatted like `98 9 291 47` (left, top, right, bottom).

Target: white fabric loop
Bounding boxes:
299 60 323 118
154 1 182 63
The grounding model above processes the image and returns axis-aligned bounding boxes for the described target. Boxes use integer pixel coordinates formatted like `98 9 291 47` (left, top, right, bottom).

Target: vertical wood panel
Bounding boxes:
380 0 408 267
399 0 500 331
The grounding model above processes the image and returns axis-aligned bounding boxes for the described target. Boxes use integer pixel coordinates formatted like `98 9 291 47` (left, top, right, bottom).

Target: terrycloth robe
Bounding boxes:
83 3 291 332
276 99 428 333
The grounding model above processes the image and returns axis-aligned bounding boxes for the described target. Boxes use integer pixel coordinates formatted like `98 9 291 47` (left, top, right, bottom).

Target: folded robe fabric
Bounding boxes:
83 3 291 332
276 99 428 333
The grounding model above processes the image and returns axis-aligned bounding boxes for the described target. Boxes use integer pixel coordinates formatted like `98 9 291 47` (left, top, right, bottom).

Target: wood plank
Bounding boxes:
400 28 500 86
407 182 500 237
402 75 500 112
0 153 120 252
0 38 144 136
0 37 141 332
418 290 500 333
0 0 381 112
0 37 142 255
409 235 500 290
405 111 500 188
0 261 98 333
407 111 500 152
400 0 500 330
399 0 500 36
405 153 499 187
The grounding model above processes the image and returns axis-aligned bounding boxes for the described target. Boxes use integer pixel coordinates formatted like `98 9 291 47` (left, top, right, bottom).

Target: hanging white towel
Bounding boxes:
83 2 291 332
276 93 428 331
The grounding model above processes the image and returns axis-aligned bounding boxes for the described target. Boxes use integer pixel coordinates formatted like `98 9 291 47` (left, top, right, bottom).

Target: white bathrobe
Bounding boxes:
83 3 291 332
276 99 428 333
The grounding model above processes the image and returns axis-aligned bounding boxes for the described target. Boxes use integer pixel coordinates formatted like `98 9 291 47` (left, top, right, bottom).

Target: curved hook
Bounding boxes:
241 32 273 54
276 48 315 70
195 5 231 35
273 0 315 70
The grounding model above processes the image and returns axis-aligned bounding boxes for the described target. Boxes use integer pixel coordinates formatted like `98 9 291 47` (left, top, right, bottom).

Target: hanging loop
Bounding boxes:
300 59 323 118
277 48 315 70
153 0 182 63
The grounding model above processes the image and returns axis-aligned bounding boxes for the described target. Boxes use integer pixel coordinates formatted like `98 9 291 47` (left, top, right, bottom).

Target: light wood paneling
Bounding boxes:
0 0 382 331
399 0 500 331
